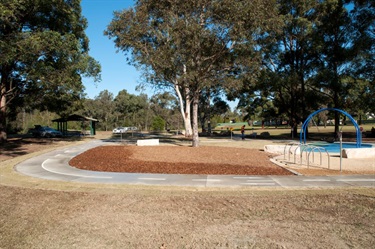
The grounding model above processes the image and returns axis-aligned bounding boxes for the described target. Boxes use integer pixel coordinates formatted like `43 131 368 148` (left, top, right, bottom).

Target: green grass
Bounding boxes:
212 123 375 141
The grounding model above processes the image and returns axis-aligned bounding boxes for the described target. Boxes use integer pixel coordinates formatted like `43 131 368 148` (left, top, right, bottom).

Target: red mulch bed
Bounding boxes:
69 145 293 175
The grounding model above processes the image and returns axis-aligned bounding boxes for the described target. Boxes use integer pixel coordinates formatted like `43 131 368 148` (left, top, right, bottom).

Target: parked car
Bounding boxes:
29 126 63 138
112 127 128 134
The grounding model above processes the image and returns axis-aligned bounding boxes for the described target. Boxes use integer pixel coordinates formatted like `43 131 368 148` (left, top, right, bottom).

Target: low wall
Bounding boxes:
342 148 375 159
264 144 302 155
137 139 159 146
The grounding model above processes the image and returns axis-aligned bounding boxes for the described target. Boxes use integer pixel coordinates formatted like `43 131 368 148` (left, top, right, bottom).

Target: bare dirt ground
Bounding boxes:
1 132 375 248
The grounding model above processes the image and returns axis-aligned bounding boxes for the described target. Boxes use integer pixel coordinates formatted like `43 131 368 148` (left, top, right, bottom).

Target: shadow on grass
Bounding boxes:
0 134 86 158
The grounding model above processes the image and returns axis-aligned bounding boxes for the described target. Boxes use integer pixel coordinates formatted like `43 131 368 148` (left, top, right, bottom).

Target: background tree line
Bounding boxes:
8 89 236 133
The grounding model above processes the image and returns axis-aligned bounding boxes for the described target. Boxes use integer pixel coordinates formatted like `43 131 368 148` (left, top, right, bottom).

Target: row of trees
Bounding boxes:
9 89 233 133
82 90 181 132
106 0 374 146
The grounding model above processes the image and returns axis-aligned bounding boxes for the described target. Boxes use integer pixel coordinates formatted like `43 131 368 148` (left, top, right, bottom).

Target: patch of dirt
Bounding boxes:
69 145 293 175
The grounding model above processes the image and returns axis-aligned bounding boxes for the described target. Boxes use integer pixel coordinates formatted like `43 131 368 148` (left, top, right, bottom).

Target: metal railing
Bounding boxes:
283 143 330 169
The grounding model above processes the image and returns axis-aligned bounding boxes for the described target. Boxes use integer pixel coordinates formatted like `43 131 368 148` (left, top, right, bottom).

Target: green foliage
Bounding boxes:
150 92 181 130
0 0 101 136
90 90 115 131
236 0 374 137
9 110 59 134
105 0 279 146
114 90 149 128
199 91 230 131
151 116 166 131
309 0 374 131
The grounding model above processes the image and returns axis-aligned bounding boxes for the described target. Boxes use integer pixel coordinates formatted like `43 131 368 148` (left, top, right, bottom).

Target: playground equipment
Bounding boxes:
299 108 362 148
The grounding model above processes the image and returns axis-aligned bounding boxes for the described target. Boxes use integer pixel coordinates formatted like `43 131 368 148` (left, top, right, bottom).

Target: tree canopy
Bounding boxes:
0 0 101 142
237 0 374 136
105 0 278 146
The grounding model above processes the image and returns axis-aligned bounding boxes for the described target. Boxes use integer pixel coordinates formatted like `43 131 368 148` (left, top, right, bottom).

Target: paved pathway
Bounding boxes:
15 140 375 188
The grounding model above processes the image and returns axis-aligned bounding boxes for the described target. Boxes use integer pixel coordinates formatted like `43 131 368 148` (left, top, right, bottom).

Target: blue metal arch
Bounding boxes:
299 108 362 147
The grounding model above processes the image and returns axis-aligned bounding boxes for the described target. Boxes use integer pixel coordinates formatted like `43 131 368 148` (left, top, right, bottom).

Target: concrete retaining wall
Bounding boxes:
342 148 375 159
264 144 301 155
137 139 159 146
264 145 285 154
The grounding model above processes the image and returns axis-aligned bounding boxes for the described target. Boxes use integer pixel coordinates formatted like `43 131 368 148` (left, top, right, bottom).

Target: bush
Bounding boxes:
151 116 165 131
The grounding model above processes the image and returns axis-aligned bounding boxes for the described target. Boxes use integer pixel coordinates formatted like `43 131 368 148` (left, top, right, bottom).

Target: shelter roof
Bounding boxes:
52 114 98 122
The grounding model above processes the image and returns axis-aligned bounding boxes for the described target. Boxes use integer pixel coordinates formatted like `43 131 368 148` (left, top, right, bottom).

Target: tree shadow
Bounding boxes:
0 135 85 159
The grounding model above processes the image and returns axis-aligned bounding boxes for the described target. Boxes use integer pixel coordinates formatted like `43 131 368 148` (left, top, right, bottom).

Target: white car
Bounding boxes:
112 127 128 134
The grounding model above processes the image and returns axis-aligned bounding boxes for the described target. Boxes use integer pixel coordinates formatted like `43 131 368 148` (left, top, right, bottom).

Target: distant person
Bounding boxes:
241 125 245 140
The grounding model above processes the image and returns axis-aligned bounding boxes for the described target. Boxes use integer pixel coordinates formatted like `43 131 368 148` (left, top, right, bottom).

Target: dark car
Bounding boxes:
29 126 63 138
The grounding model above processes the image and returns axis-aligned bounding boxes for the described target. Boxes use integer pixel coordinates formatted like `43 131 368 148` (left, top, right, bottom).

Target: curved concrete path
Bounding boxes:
15 140 375 188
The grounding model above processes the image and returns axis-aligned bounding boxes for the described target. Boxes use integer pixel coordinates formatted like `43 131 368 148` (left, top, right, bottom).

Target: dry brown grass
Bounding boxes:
0 185 374 248
1 131 375 248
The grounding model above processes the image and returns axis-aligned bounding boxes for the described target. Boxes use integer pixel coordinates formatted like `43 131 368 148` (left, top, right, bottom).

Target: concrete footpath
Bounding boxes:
14 139 375 188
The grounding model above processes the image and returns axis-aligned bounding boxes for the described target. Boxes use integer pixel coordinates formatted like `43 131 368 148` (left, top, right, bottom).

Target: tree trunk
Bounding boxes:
0 75 8 143
192 94 199 147
207 93 211 135
0 107 7 143
174 84 192 137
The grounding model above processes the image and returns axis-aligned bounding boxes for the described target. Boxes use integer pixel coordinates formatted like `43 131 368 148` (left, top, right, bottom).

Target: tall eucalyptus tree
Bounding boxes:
105 0 277 146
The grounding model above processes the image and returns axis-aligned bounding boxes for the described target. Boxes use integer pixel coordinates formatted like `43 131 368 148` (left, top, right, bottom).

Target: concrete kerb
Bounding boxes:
269 157 303 176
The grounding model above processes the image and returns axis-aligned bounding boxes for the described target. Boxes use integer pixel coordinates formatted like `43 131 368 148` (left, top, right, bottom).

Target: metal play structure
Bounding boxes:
299 108 362 148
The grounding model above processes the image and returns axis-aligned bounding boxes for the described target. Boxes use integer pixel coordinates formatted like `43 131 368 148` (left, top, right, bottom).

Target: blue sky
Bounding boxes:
81 0 145 99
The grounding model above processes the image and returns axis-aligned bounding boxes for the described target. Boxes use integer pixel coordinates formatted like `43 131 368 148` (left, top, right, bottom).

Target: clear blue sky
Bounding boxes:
81 0 145 99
